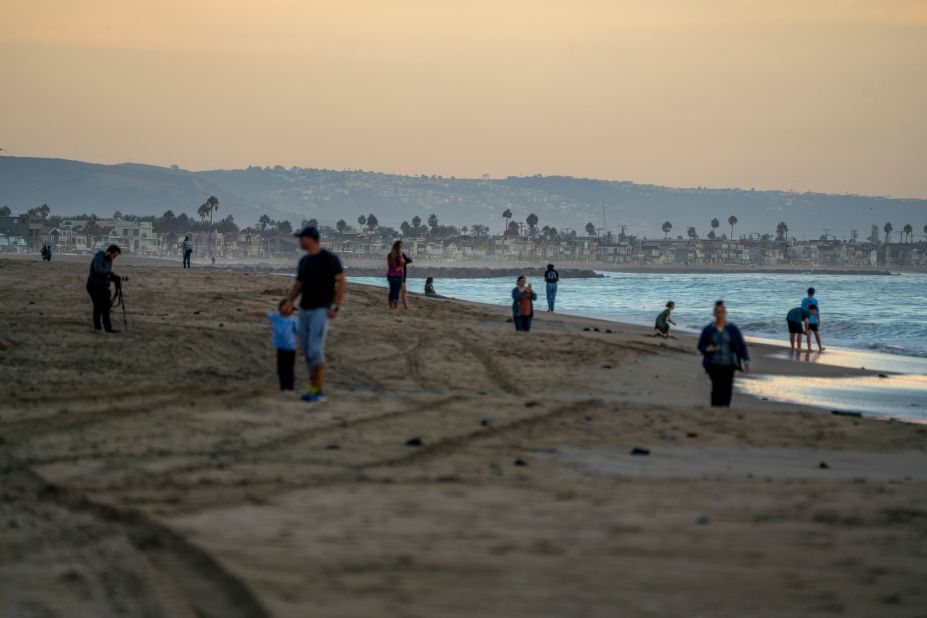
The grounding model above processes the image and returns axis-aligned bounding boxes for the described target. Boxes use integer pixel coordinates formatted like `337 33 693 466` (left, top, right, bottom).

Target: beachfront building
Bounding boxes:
0 215 43 252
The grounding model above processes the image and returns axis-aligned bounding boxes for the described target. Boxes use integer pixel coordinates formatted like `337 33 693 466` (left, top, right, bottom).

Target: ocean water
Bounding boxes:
353 271 927 358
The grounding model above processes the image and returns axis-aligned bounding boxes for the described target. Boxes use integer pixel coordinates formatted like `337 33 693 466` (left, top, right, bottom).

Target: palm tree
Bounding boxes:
427 213 439 230
903 224 913 243
728 215 738 239
258 214 272 255
687 226 698 240
585 222 597 236
526 213 539 237
502 208 512 234
661 221 672 239
366 214 378 232
884 222 893 244
411 216 422 235
357 215 366 230
336 219 349 233
84 215 99 250
776 221 788 241
710 218 720 237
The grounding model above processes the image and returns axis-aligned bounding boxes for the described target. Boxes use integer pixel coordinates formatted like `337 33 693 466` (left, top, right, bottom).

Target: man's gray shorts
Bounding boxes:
299 307 329 370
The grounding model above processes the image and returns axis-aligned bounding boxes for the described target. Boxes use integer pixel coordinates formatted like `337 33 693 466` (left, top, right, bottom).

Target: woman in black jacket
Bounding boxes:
697 301 750 407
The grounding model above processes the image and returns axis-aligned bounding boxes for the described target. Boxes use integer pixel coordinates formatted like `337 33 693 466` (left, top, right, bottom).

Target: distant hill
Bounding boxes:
2 156 924 239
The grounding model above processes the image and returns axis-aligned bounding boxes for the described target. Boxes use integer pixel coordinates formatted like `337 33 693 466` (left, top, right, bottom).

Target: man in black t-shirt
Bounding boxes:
282 226 346 402
543 264 560 312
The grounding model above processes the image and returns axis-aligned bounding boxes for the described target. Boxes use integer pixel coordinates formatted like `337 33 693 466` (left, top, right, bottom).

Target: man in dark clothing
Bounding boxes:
543 264 559 312
86 244 122 333
282 226 346 402
786 305 810 352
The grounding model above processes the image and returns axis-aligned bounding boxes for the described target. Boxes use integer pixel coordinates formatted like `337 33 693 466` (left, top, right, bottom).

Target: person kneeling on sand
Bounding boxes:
697 301 750 407
653 301 677 338
511 276 537 332
424 277 445 299
786 305 811 352
247 299 299 391
282 225 346 403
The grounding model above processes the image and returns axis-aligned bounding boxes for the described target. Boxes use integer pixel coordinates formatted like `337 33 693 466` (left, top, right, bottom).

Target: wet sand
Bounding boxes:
1 256 926 617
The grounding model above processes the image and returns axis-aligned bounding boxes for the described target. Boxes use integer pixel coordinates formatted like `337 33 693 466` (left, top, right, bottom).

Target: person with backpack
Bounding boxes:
543 263 559 312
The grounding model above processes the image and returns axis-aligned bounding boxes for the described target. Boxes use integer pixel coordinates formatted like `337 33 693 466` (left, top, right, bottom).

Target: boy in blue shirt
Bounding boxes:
248 299 299 390
800 287 824 352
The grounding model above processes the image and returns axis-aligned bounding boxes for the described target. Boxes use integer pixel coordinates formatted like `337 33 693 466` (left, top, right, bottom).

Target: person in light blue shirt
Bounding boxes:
800 287 824 352
247 299 299 390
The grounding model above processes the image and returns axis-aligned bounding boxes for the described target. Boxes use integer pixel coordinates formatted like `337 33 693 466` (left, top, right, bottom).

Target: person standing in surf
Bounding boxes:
697 301 750 407
543 263 560 312
786 305 811 352
801 287 824 352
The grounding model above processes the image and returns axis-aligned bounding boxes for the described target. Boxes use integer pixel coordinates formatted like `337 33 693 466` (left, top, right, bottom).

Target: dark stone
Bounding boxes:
630 447 650 456
686 432 698 438
878 374 888 378
514 458 528 467
524 401 539 408
606 329 613 333
696 515 711 525
480 419 490 427
819 461 830 469
831 410 862 418
583 327 591 331
405 437 423 447
325 444 340 450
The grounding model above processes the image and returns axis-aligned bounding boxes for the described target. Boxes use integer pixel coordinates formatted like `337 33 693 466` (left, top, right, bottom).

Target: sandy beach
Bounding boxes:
2 255 926 617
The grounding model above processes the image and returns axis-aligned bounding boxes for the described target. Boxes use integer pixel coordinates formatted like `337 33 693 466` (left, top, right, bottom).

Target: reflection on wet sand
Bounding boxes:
739 373 927 421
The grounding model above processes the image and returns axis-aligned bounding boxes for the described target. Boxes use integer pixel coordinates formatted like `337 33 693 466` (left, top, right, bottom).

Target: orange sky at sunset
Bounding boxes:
1 0 925 197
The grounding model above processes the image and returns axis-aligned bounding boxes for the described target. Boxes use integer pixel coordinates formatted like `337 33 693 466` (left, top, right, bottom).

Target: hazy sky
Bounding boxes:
2 0 926 197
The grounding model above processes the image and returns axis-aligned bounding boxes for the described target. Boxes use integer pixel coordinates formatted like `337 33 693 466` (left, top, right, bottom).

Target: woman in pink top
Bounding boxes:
386 240 405 309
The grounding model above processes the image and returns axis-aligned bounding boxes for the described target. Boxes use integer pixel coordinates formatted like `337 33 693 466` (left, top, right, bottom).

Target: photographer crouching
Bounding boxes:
86 244 123 333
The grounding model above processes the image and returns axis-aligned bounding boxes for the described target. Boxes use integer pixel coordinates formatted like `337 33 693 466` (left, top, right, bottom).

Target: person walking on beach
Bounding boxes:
801 287 824 352
544 263 559 312
282 226 345 402
786 304 811 352
181 236 193 269
697 301 750 407
386 241 405 310
86 244 122 333
246 299 299 391
400 250 412 310
511 275 537 332
653 301 677 338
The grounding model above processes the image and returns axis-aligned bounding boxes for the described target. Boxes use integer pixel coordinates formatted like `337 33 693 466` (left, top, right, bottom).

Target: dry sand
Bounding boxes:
1 256 926 618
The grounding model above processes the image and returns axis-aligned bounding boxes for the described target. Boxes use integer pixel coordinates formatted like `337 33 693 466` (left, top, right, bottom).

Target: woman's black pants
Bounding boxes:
706 365 736 407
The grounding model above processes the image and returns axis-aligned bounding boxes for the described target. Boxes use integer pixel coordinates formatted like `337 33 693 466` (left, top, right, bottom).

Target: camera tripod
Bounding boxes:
110 277 128 332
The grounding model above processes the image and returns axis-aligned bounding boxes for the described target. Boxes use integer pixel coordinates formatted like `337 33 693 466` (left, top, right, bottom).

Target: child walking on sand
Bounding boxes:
247 299 299 390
